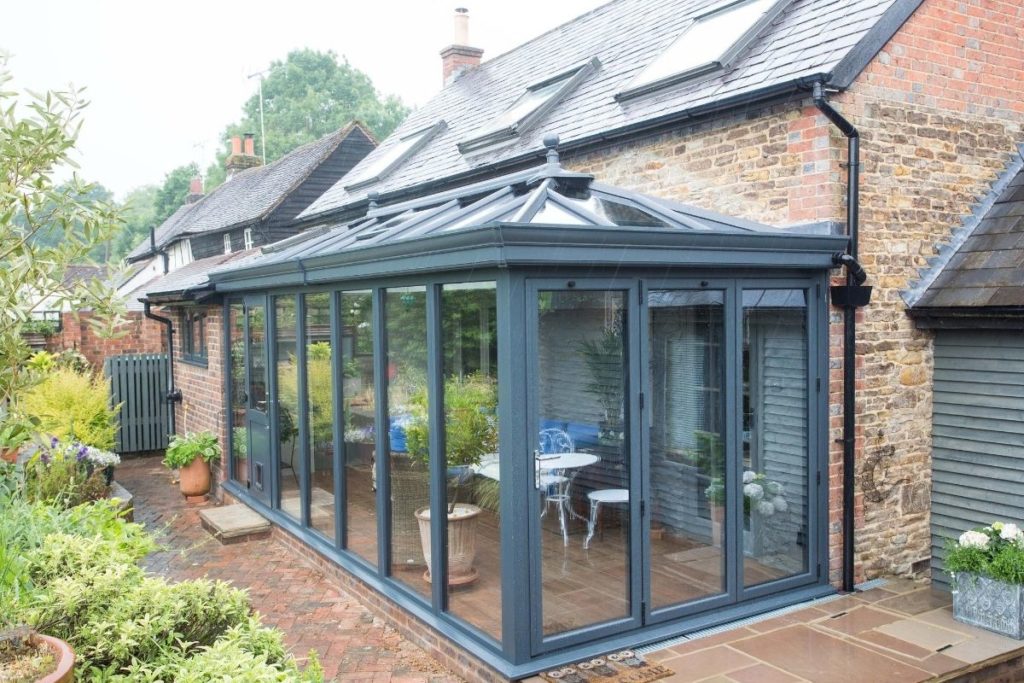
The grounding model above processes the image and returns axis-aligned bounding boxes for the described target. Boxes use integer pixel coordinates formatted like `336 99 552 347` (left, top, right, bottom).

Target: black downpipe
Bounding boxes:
144 301 181 437
813 82 862 594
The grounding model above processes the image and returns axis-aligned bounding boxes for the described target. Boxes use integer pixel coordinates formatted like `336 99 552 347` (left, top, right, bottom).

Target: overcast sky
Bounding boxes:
4 0 605 200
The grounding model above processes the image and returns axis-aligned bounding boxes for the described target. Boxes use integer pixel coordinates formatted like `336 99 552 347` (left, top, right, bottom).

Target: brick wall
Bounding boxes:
46 310 165 369
170 305 229 496
566 0 1024 585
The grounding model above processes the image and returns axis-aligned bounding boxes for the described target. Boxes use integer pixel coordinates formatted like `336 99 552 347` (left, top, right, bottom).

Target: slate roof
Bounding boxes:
127 122 372 261
139 249 259 302
911 149 1024 311
299 0 918 221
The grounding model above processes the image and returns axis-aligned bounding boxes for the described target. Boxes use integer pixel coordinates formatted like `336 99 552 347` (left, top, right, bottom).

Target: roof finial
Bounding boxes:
367 191 380 210
543 133 560 165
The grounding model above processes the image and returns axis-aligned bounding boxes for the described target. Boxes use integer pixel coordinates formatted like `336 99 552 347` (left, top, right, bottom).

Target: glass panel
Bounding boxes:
648 290 727 609
274 296 300 521
628 0 775 89
306 293 336 540
229 303 248 486
441 282 500 640
537 289 629 637
247 304 268 413
342 291 378 566
742 289 809 587
385 286 431 599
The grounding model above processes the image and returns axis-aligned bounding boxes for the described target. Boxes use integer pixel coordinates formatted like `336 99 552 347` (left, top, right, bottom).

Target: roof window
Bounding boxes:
458 58 599 154
619 0 787 99
344 121 445 191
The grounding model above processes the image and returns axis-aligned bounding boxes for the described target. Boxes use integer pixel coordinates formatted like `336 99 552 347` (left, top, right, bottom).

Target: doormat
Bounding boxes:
538 650 674 683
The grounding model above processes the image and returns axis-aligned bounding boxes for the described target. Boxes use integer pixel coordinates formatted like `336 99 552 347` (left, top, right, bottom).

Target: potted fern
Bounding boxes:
405 374 497 585
163 432 220 499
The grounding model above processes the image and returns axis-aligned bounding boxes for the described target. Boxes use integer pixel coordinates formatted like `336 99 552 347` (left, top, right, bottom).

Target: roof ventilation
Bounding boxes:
458 57 600 154
618 0 790 100
343 121 446 191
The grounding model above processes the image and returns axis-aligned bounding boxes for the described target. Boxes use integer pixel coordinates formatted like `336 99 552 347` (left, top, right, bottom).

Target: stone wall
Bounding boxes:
171 304 228 496
565 0 1024 585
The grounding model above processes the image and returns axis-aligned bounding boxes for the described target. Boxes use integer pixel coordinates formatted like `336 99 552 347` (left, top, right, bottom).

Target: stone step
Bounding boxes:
199 504 272 544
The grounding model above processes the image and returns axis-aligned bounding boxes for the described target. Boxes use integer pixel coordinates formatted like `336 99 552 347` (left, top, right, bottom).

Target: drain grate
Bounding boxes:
855 577 889 592
636 592 846 655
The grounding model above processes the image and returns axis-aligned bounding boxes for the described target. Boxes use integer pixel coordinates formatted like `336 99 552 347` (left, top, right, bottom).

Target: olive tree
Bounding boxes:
0 55 126 403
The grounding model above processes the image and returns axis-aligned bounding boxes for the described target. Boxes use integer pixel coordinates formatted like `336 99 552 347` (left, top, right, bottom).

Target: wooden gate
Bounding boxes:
104 353 170 454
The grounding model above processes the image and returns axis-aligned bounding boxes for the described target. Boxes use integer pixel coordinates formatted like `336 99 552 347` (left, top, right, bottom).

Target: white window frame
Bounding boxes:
224 233 232 254
243 228 254 250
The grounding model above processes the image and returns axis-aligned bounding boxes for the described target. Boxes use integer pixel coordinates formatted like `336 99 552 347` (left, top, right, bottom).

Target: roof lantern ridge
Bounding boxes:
526 132 594 191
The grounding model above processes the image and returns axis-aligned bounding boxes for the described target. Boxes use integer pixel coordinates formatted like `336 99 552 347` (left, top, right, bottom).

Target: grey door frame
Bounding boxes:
525 277 644 655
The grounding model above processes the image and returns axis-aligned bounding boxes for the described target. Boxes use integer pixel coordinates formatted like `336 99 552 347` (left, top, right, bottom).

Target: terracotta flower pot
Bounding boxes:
36 634 75 683
178 457 212 498
1 447 18 464
415 504 481 586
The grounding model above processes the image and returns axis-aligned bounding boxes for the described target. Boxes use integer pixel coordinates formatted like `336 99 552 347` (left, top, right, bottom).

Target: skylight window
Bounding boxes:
458 58 599 154
619 0 786 99
344 121 445 191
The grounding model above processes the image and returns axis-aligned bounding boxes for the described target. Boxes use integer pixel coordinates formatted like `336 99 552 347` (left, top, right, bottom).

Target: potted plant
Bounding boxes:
947 521 1024 639
163 432 220 499
578 328 624 444
405 374 497 585
0 415 38 464
0 627 75 682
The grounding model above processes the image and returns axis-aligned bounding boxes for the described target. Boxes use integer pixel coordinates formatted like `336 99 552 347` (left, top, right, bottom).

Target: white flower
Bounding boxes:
773 497 788 513
959 530 990 550
765 481 783 496
756 500 776 516
86 447 120 468
743 483 764 500
743 470 756 484
999 523 1023 542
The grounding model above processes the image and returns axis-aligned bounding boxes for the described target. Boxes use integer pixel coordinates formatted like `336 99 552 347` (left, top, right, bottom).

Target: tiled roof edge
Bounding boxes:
902 142 1024 307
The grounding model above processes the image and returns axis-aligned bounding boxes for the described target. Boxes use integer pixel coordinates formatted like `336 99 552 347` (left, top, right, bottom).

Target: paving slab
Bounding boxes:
200 503 272 542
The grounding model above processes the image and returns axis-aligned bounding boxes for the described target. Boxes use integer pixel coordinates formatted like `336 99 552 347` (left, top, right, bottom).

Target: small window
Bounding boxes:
224 233 232 254
619 0 785 99
344 122 445 191
458 58 599 154
182 310 207 364
243 228 254 250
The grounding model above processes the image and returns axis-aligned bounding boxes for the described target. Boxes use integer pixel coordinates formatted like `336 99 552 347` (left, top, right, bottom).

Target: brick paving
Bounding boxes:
118 456 461 683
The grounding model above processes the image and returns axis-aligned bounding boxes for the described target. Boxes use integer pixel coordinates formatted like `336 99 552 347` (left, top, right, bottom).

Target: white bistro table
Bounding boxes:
474 452 600 545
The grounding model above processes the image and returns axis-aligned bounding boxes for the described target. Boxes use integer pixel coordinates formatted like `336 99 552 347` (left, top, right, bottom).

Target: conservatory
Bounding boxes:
208 146 845 677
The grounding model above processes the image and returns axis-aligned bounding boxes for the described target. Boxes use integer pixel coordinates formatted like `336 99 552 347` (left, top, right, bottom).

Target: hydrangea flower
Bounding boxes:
773 497 788 513
742 470 756 484
757 500 776 516
999 523 1023 542
959 530 990 549
743 483 764 500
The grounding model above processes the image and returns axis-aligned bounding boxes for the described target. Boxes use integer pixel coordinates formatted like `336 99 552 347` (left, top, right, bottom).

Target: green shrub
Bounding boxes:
18 369 118 449
947 522 1024 584
163 431 220 469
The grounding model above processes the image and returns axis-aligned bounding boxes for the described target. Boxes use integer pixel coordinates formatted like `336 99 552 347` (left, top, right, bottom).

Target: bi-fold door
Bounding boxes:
526 277 823 655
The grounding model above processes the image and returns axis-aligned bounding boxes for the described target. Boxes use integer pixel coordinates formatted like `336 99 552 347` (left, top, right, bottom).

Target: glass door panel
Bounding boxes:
305 293 336 541
245 297 271 506
647 289 728 611
532 287 633 640
742 289 810 587
274 296 300 520
228 302 248 487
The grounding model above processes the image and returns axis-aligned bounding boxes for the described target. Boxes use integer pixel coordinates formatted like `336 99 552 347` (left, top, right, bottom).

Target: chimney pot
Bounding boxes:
243 133 255 156
441 7 483 87
186 176 204 203
230 135 242 155
226 134 262 180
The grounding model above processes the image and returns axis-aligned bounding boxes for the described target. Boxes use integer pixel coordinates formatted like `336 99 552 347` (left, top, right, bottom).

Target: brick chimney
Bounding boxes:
186 176 204 204
440 7 483 86
225 133 261 179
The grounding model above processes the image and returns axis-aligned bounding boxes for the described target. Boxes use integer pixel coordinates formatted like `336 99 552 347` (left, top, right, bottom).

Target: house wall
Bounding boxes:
171 304 228 496
565 0 1024 585
46 310 165 369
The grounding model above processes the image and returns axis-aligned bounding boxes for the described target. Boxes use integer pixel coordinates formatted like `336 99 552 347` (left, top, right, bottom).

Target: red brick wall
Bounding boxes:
170 305 228 496
46 310 165 369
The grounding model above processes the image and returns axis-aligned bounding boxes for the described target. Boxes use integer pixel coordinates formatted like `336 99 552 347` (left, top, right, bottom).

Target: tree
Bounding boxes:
110 184 158 262
153 163 198 226
205 49 409 189
0 56 127 404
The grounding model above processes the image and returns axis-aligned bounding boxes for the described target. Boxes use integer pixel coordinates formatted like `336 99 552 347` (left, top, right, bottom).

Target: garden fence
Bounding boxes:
104 353 170 454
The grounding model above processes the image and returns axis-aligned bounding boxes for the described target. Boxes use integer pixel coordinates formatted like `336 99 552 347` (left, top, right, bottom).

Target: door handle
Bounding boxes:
534 451 558 488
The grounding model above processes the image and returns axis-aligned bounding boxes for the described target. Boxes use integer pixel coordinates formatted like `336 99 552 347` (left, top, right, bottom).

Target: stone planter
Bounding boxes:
415 504 481 586
178 457 212 498
952 572 1024 639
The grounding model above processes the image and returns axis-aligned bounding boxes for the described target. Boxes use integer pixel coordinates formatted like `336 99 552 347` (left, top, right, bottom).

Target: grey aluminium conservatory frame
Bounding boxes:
216 220 843 679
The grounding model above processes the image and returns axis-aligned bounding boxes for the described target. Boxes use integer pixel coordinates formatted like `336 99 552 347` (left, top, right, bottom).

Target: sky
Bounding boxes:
4 0 605 201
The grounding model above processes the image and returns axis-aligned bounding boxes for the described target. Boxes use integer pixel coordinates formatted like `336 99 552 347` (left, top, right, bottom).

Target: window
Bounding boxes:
182 309 207 364
619 0 785 99
224 233 232 254
344 122 445 191
243 228 254 250
458 59 598 154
